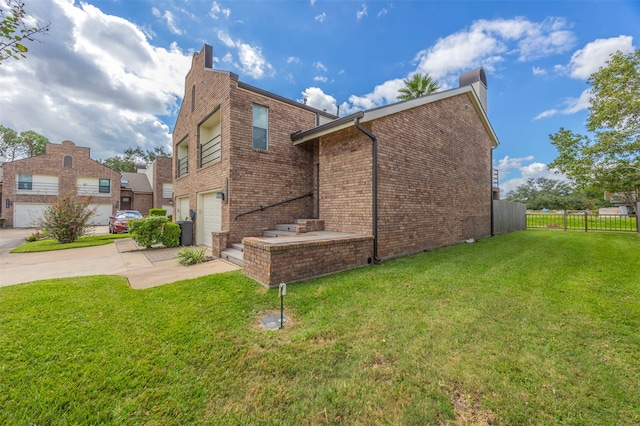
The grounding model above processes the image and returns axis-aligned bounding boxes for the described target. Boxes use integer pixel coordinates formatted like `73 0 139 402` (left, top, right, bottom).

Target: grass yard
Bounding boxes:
10 234 130 253
1 230 638 424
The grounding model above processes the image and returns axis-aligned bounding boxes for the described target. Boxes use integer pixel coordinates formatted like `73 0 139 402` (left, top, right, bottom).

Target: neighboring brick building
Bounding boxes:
0 141 173 228
174 44 499 286
1 140 121 228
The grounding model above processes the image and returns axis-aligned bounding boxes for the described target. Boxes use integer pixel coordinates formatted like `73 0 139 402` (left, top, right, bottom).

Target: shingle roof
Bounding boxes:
120 172 153 193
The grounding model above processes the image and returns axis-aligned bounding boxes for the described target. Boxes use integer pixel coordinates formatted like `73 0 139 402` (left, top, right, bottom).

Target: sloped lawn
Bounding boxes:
1 230 638 424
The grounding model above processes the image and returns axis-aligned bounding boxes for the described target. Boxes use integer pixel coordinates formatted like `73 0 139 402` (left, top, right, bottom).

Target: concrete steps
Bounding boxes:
220 247 244 267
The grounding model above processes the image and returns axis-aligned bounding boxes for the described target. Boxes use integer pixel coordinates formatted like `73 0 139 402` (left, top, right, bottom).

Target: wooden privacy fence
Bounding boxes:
527 211 638 233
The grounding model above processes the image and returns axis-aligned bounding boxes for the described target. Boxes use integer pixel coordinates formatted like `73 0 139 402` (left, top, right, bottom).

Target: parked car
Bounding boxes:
109 210 143 234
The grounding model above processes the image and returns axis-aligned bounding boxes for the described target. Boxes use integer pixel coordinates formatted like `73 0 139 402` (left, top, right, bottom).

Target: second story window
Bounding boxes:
18 173 33 190
63 155 73 168
252 104 268 151
99 179 110 193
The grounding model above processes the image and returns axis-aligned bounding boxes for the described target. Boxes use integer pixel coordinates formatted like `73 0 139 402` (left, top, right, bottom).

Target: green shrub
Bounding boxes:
167 214 173 222
25 231 43 242
128 216 168 248
175 246 207 265
37 195 96 244
149 208 167 217
161 222 181 248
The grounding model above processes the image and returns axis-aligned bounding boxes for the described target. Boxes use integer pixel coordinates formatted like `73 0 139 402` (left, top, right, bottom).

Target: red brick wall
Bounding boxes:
317 127 373 235
151 156 172 209
373 93 493 258
1 140 120 227
243 235 373 287
173 46 321 245
314 93 493 259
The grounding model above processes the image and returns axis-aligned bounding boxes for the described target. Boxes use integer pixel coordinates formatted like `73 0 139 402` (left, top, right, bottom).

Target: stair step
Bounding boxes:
263 230 296 237
221 248 244 267
275 224 298 232
231 243 244 251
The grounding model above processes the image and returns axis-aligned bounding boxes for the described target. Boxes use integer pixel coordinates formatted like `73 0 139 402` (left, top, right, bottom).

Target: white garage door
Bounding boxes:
14 203 48 228
198 192 222 247
14 203 112 227
88 204 113 225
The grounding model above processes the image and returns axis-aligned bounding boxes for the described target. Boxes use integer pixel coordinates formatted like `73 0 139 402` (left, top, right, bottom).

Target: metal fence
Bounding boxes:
527 211 638 232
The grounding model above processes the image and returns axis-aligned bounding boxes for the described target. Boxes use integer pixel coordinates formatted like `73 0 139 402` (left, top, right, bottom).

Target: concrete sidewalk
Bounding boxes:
0 228 240 289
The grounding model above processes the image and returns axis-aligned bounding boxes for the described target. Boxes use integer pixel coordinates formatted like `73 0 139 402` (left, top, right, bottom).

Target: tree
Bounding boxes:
397 73 440 100
0 0 50 63
549 49 640 206
505 177 586 210
0 124 20 159
0 125 48 160
100 145 171 172
19 130 47 157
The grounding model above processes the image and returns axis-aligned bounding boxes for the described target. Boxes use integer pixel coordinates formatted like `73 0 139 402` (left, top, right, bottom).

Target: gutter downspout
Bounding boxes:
354 115 381 263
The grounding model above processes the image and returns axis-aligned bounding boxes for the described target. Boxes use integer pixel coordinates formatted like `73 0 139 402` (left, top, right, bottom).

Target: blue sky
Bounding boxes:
1 0 638 195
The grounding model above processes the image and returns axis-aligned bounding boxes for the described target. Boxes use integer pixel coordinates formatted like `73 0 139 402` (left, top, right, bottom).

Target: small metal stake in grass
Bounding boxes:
278 282 286 329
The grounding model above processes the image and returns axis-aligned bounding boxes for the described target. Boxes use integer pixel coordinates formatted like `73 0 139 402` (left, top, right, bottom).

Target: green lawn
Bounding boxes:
10 234 130 253
1 230 638 424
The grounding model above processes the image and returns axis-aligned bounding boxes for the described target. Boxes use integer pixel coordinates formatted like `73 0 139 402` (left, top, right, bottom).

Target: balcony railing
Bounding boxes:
200 134 221 167
77 184 110 196
16 181 58 195
177 156 189 177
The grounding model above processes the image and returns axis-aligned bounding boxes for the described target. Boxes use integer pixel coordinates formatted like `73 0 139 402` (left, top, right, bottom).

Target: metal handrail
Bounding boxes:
234 192 312 221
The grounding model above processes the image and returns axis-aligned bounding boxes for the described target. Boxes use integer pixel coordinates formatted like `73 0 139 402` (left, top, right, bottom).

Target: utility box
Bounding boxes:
177 221 193 246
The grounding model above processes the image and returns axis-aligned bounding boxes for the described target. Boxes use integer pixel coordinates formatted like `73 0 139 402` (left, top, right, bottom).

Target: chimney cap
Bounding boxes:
459 67 487 88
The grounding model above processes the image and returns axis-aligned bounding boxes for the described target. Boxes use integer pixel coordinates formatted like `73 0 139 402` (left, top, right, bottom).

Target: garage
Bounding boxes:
197 191 222 247
13 203 112 228
14 203 48 228
88 204 112 225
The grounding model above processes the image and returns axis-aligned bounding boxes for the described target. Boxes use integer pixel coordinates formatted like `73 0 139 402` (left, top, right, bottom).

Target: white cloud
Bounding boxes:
0 0 192 159
533 109 559 120
534 89 592 119
313 76 328 83
287 56 300 64
315 12 326 22
562 35 634 79
210 1 231 19
314 61 328 72
300 87 338 114
495 155 568 196
151 8 182 35
532 66 546 76
377 8 388 18
338 17 577 115
216 31 274 79
356 4 367 20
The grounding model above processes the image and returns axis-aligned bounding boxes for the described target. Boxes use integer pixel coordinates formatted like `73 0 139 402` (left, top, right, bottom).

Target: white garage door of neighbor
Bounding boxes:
198 192 222 247
14 203 48 228
88 204 113 225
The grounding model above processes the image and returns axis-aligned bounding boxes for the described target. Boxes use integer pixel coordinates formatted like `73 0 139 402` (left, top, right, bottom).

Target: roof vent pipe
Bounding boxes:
354 116 381 264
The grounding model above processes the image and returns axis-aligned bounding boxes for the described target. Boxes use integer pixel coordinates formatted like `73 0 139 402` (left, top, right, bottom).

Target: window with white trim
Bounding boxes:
99 178 110 194
18 173 32 190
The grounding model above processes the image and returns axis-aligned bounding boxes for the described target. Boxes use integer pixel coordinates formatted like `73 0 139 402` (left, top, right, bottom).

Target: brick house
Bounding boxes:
1 140 121 228
173 44 499 286
120 156 173 216
0 141 173 228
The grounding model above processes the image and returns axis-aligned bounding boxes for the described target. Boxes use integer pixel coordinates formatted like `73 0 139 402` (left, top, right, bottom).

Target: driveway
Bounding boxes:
0 227 240 289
